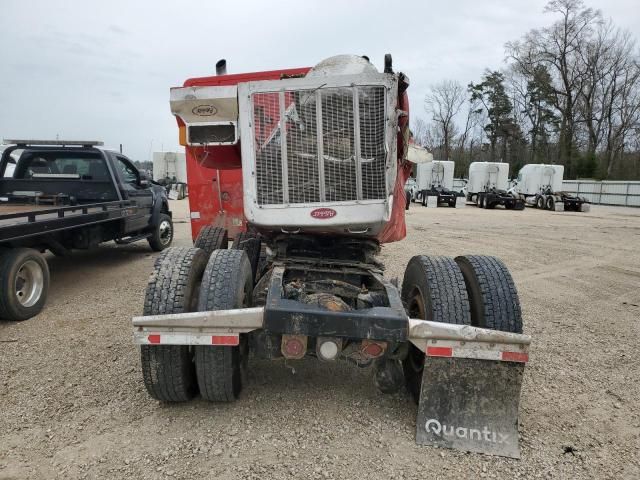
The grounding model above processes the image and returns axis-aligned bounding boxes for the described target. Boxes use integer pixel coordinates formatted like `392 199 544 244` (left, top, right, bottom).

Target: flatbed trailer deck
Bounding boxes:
0 200 137 242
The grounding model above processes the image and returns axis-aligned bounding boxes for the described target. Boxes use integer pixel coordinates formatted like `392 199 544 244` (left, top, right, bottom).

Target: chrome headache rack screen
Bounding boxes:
250 84 388 206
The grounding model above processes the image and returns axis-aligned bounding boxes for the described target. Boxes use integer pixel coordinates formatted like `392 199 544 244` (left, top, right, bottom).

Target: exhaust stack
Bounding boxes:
216 59 227 76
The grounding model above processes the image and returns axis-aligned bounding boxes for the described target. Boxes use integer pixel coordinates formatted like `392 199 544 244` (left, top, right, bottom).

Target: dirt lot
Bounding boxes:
1 200 639 479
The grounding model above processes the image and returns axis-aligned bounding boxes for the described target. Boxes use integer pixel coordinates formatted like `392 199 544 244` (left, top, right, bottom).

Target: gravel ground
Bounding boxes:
1 200 639 479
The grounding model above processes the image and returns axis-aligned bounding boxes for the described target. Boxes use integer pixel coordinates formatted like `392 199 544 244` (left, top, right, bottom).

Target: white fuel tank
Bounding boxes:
467 162 510 194
416 160 454 190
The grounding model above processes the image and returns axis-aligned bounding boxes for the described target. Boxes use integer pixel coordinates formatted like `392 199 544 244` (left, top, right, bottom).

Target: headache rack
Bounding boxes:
238 74 398 208
2 139 104 147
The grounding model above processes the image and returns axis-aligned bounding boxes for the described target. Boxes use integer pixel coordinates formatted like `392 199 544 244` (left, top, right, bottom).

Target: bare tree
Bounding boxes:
411 117 429 147
424 80 466 160
507 0 602 177
577 21 640 176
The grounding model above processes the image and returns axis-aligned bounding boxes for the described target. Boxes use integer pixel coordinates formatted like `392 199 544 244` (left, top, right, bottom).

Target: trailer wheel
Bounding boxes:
454 255 523 333
0 248 50 321
194 226 228 257
148 213 174 251
536 195 545 209
140 247 207 402
401 256 471 402
231 232 261 283
478 193 485 208
546 196 555 211
195 249 253 402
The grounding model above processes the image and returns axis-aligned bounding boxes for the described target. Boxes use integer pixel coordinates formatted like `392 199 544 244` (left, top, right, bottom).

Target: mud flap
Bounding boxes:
416 357 525 458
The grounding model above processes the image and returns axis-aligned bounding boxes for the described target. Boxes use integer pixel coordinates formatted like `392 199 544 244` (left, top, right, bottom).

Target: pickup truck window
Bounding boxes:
116 156 139 185
8 151 110 181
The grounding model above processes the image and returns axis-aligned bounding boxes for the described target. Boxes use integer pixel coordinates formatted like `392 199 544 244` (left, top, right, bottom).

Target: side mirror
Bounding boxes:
138 171 151 187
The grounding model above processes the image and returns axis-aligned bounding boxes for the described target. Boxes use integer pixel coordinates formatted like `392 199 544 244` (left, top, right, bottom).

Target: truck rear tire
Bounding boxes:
195 249 253 402
401 256 471 402
231 232 261 283
194 226 228 257
536 196 545 209
0 248 50 321
546 196 556 211
454 255 523 333
478 193 485 208
140 247 207 402
148 213 174 251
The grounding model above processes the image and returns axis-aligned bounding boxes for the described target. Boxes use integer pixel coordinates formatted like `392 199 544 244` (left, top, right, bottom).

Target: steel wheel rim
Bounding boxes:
159 220 172 245
407 288 427 373
15 259 44 307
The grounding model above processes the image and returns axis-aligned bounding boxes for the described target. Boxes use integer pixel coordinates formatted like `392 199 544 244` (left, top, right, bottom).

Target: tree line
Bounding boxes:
412 0 640 180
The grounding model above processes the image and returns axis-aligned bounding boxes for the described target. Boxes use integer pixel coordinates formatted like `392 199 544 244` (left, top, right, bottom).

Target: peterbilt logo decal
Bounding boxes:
191 105 218 116
310 208 337 219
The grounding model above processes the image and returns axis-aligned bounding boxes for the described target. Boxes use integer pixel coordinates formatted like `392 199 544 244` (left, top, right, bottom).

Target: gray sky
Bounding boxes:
1 0 638 162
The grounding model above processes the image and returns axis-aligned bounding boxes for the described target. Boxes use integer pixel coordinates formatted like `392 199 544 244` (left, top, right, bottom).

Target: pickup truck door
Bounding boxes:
112 154 153 233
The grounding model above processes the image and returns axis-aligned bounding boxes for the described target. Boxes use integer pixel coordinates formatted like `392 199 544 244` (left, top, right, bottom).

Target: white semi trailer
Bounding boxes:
466 162 524 210
153 151 188 200
512 164 589 212
415 160 462 207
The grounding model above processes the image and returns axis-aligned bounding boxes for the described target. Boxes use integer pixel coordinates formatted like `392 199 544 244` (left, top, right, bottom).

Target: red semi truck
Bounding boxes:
132 55 531 458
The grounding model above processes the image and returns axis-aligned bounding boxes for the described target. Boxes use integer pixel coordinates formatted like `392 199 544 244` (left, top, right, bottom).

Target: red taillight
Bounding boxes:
361 340 386 359
147 334 161 344
281 335 307 359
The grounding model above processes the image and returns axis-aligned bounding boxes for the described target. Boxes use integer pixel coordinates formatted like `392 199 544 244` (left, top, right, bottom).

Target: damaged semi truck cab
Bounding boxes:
133 55 531 458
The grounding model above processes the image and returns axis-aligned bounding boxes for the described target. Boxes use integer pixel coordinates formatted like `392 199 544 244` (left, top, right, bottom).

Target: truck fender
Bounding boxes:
150 193 171 227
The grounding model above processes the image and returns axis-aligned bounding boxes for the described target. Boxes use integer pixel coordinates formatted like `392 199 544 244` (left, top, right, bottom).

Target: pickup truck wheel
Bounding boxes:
231 232 261 284
195 250 253 402
455 255 523 333
194 226 228 257
0 248 50 321
140 247 207 402
400 256 471 402
148 213 173 251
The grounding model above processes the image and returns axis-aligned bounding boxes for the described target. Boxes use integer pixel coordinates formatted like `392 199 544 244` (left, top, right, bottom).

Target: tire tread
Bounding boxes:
140 247 206 401
455 255 522 333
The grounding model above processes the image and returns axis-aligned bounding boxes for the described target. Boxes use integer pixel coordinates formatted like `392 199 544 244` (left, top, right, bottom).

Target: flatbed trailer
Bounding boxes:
0 200 137 243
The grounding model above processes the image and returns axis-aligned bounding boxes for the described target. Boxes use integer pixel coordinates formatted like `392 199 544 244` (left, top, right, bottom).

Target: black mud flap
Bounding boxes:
416 357 525 458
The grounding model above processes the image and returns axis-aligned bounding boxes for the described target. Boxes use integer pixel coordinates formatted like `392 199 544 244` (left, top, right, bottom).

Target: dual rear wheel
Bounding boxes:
400 254 522 401
140 239 254 402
